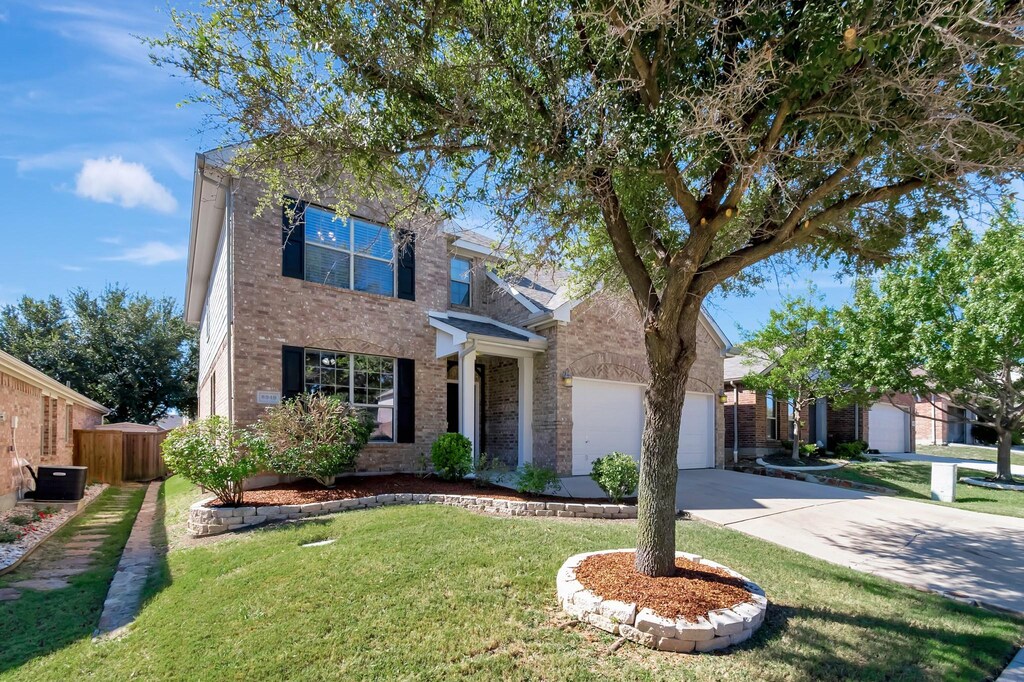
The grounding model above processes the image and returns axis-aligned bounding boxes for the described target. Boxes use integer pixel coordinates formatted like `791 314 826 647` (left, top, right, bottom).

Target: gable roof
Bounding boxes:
724 351 774 382
0 349 109 414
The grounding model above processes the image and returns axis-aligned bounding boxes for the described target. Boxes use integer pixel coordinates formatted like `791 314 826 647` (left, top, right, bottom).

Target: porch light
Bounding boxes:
718 391 728 404
561 370 573 387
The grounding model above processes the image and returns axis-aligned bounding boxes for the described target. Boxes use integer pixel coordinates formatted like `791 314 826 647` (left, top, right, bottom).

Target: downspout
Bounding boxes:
932 397 937 444
854 403 860 441
731 382 739 464
225 179 235 422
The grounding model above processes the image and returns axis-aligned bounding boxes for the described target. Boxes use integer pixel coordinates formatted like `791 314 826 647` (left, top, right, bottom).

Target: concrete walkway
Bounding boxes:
557 469 1024 615
95 480 161 638
877 451 1024 477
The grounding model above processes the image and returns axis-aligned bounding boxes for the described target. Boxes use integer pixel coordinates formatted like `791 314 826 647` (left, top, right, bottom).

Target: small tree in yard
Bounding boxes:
253 393 372 487
161 416 265 505
741 296 843 461
157 1 1023 576
833 201 1024 482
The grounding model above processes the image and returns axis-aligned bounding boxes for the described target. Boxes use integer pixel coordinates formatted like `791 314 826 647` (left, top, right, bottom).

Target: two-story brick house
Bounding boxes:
184 151 730 479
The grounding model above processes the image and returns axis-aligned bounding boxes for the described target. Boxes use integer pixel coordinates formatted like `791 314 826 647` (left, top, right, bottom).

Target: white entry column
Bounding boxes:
517 355 534 466
459 346 477 457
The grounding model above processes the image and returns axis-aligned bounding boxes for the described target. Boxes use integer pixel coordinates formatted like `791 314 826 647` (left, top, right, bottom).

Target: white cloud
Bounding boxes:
60 264 86 272
75 156 177 213
103 241 186 266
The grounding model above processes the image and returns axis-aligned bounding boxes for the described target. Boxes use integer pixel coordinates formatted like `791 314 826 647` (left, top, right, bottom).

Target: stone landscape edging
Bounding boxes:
960 476 1024 492
188 493 637 537
0 484 108 577
556 549 768 653
756 457 847 472
735 464 897 495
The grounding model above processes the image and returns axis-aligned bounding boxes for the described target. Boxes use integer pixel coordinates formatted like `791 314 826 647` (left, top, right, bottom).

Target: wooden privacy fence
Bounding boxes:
73 429 169 485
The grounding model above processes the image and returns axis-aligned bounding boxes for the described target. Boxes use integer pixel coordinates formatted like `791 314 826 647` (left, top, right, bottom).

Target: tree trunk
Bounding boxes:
791 401 801 461
995 427 1015 482
634 323 696 578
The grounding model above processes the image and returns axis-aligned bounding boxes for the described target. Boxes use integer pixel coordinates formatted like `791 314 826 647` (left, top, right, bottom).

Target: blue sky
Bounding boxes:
0 1 994 345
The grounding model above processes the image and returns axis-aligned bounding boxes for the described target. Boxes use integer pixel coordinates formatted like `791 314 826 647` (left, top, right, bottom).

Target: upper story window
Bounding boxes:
450 257 471 307
304 348 396 442
303 205 395 297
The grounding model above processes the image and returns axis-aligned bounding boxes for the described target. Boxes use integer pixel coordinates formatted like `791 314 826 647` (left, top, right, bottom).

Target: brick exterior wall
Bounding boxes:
211 179 727 477
0 368 103 511
909 393 968 445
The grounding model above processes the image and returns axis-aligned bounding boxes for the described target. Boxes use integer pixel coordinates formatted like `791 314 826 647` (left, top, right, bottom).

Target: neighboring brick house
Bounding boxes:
722 353 867 460
0 349 107 511
909 393 976 446
184 151 730 480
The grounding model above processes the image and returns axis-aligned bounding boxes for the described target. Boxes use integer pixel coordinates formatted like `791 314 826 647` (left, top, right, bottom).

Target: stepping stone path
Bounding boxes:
0 486 142 603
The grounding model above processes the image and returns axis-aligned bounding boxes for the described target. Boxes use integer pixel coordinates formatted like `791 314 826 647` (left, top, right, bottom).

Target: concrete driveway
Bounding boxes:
558 469 1024 615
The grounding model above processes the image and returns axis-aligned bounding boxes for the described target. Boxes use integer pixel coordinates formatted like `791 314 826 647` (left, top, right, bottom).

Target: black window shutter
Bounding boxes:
396 230 415 301
282 345 304 399
396 358 415 443
282 197 306 279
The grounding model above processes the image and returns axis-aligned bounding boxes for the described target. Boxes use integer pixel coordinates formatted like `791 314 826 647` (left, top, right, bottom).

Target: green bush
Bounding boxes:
515 463 561 496
252 393 372 487
161 416 265 506
800 443 821 457
6 514 33 527
474 452 510 488
835 440 869 460
589 452 639 503
431 433 473 481
0 526 19 543
971 423 999 446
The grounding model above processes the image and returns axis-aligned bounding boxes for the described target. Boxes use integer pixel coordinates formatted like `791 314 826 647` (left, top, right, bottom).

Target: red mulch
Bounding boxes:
209 474 618 507
574 551 753 621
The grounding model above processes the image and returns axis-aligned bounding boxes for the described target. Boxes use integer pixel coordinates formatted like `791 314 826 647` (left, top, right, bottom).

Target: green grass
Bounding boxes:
1 477 1019 681
915 444 1024 468
0 486 146 673
827 461 1024 518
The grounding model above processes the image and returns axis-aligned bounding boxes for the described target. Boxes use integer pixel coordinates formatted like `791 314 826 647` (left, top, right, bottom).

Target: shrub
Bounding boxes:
0 526 19 543
835 440 869 460
590 452 639 503
431 433 473 481
515 463 561 496
161 416 265 506
474 452 511 488
800 443 820 457
6 514 33 527
971 423 999 446
252 393 372 487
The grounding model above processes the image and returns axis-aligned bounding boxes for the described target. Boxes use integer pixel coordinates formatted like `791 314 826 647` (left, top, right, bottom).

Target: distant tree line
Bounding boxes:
0 285 197 424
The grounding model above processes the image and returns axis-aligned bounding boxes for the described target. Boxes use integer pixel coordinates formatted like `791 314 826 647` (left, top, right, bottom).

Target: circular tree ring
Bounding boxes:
556 549 768 653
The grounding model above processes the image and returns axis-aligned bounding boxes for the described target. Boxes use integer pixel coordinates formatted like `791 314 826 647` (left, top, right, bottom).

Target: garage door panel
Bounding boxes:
571 379 644 475
678 393 715 469
869 403 906 453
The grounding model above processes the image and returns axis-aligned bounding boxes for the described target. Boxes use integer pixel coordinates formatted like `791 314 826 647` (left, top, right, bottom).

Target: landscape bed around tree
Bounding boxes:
557 550 767 653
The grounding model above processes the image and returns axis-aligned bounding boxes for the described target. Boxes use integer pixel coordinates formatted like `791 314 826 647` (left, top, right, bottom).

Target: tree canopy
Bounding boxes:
0 286 198 424
740 293 843 458
833 200 1024 480
156 0 1024 575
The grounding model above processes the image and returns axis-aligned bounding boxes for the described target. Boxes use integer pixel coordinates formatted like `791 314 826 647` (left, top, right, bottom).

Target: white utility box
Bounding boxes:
930 462 958 502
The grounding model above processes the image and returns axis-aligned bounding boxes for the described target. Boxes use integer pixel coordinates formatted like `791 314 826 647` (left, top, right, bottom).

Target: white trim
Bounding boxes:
451 238 499 259
0 349 108 414
485 270 542 314
699 308 733 353
518 356 534 466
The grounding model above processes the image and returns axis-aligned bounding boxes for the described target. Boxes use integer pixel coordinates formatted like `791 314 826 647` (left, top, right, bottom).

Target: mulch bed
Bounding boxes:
762 455 839 468
210 474 619 508
574 551 753 622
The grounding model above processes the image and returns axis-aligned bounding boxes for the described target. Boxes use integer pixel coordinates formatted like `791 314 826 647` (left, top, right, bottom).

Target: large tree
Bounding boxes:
0 286 198 424
834 201 1024 482
156 0 1024 575
740 295 843 460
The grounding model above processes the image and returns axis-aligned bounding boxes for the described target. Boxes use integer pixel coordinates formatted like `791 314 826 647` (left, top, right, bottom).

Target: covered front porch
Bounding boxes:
429 311 547 468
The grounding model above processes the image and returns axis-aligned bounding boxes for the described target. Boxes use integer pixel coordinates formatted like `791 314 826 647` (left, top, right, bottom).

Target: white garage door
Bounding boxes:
869 403 907 453
678 393 715 469
571 379 715 475
571 379 644 475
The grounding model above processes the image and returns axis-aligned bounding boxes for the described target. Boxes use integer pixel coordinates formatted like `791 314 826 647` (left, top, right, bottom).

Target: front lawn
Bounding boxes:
826 461 1024 519
915 444 1024 468
2 476 1019 681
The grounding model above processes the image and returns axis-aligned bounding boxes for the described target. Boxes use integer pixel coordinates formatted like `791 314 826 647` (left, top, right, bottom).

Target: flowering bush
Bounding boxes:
251 393 373 487
161 416 266 505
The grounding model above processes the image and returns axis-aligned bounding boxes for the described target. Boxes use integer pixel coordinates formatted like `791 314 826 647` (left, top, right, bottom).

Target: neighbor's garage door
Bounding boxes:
571 379 644 475
571 379 715 475
869 403 907 452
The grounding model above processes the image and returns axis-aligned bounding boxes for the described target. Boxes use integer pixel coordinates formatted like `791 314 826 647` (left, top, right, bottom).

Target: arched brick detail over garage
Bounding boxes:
566 352 650 384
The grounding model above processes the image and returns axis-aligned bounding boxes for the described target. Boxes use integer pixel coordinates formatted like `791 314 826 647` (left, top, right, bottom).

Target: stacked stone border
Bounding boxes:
188 494 637 537
734 463 897 496
557 549 768 653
